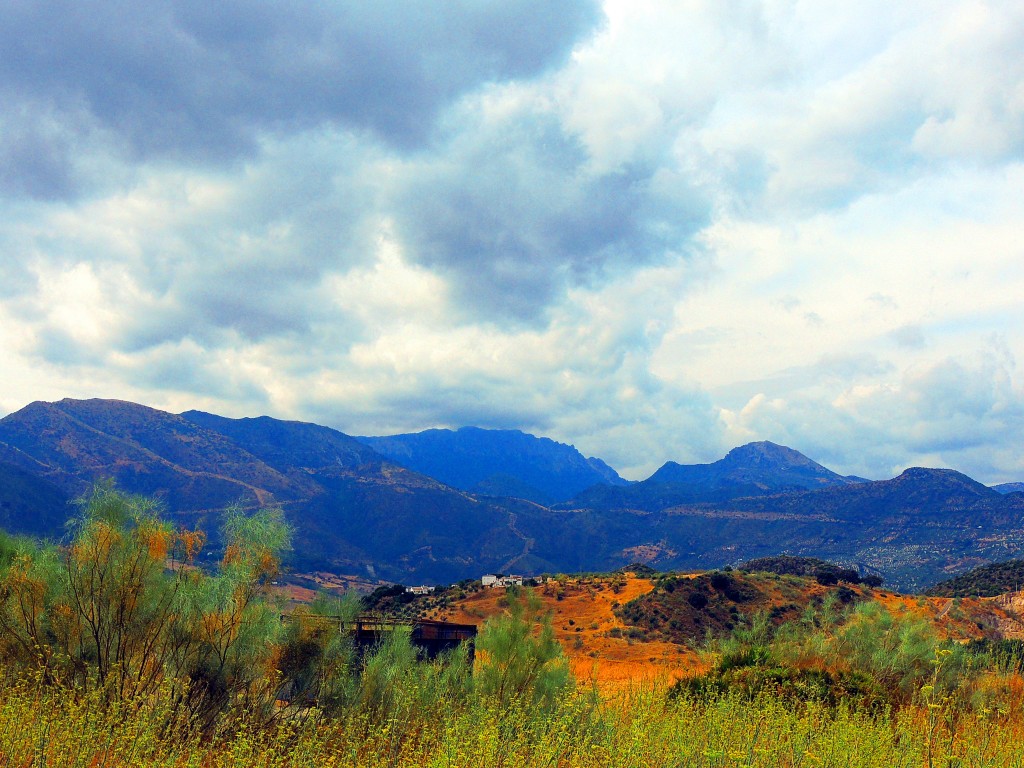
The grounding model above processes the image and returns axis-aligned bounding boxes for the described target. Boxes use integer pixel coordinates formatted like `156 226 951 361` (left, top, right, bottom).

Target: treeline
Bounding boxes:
676 595 1003 709
925 559 1024 597
739 555 884 587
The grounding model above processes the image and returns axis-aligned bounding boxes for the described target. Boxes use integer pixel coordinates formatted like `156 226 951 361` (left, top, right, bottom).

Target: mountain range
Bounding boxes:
357 426 626 505
1 397 1023 591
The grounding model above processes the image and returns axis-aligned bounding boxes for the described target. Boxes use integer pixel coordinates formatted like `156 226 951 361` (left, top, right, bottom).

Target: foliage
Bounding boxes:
475 590 571 710
617 570 791 643
925 559 1024 597
8 483 1024 764
5 669 1024 767
0 482 292 725
674 597 984 710
740 555 883 587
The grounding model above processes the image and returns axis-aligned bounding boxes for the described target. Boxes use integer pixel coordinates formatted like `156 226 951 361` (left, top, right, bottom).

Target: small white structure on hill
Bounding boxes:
405 585 436 595
481 574 524 588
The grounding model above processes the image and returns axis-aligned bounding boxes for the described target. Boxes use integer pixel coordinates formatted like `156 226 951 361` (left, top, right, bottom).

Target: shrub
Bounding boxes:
475 590 570 710
0 483 292 726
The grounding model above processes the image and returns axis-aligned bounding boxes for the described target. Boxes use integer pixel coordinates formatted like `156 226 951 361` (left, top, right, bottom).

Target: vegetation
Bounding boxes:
6 483 1024 765
614 568 868 644
926 559 1024 597
617 561 658 576
0 482 293 726
5 651 1024 766
673 597 989 708
740 555 884 587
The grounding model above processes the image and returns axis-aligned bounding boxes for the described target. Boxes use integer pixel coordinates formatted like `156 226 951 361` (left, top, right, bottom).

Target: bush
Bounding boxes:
0 483 293 726
475 591 570 710
687 592 709 610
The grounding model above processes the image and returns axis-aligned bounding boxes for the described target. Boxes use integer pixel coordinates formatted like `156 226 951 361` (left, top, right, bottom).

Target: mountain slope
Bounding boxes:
181 411 381 475
724 467 1003 521
925 560 1024 597
358 426 627 505
5 398 1024 591
650 441 859 489
0 462 71 538
564 441 859 511
0 400 540 583
0 398 303 509
993 483 1024 495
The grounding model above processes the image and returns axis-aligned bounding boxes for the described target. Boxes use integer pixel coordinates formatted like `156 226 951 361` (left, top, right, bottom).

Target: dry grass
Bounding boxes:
8 673 1024 767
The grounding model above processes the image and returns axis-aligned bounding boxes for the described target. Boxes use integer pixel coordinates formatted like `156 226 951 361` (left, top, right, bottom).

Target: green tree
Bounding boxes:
0 483 295 726
475 590 571 710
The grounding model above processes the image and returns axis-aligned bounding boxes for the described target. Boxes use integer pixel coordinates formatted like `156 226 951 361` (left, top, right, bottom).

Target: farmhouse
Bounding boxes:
405 585 436 595
481 574 525 588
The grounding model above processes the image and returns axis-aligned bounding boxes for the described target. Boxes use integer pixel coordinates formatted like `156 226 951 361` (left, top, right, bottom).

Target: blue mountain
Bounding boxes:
357 426 627 505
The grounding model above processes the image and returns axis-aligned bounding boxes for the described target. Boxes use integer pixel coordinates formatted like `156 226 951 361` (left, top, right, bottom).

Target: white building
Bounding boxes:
481 574 524 588
405 585 436 595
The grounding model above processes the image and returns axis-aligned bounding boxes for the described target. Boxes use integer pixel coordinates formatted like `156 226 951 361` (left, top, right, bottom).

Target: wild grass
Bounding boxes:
5 671 1024 767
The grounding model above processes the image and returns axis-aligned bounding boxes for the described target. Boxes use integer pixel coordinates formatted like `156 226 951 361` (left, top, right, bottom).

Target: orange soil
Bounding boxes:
872 590 1022 640
279 569 1024 691
433 575 706 690
433 576 1022 689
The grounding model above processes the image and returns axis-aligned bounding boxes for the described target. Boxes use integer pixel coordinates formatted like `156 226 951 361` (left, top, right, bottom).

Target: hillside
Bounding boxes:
739 555 882 586
358 426 627 505
0 399 540 583
925 560 1024 597
432 574 700 687
423 570 1021 689
726 467 1003 519
0 399 304 508
994 483 1024 495
182 411 381 474
650 441 859 490
0 462 71 538
612 569 886 645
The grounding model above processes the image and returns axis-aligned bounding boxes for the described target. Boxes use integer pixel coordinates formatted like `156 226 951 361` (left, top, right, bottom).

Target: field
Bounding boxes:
5 663 1024 766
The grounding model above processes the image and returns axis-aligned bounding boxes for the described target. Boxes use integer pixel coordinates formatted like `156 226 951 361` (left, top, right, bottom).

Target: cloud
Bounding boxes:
391 89 710 322
0 0 603 177
2 0 1024 489
889 325 926 350
721 348 1024 483
287 256 725 477
691 1 1024 213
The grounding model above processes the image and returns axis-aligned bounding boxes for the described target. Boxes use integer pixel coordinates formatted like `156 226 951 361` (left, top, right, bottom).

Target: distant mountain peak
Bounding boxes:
648 441 854 492
721 441 819 467
993 482 1024 495
357 426 626 504
889 466 997 498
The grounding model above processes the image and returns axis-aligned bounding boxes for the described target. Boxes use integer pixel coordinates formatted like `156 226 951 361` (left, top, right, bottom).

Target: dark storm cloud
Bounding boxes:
0 0 603 171
0 104 81 200
393 110 709 322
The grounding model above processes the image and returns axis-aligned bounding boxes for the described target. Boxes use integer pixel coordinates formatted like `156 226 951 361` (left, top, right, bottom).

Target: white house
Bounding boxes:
481 574 524 588
405 585 436 595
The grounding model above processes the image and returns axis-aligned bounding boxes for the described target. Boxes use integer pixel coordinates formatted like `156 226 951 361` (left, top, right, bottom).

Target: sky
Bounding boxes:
1 0 1023 483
